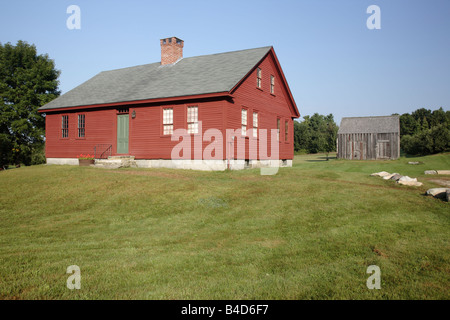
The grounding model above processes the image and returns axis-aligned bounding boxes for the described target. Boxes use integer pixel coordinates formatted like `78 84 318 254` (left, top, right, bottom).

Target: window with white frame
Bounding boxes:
62 115 69 138
163 108 173 135
270 75 275 94
241 108 247 135
253 112 258 138
187 106 198 134
285 120 289 141
277 118 280 141
256 68 262 88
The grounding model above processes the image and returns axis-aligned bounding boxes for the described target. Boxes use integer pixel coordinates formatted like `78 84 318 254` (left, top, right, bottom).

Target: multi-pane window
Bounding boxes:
277 118 280 141
163 108 173 135
241 108 247 135
77 114 85 138
285 120 289 141
256 68 262 88
62 115 69 138
187 106 198 134
253 112 258 138
270 75 275 94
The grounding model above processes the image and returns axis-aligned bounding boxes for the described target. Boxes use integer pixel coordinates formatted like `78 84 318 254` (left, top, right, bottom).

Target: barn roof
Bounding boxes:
338 115 400 134
39 46 272 110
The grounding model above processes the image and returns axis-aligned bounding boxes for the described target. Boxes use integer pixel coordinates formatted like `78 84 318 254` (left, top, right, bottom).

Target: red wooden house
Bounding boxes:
38 37 300 170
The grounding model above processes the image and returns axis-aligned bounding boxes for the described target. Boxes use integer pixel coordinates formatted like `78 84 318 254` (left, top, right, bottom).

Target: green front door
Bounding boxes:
117 114 129 154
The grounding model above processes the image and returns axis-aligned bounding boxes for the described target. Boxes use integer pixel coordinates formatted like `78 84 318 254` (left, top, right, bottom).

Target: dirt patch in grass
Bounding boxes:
372 246 389 258
424 178 450 187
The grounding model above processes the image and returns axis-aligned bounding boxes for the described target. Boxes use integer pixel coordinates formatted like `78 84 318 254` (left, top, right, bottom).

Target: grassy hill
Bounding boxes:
0 153 448 299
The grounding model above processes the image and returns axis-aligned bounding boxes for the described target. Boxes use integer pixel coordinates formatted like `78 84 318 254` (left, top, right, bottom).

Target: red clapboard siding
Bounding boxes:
43 49 298 161
229 50 296 160
45 109 115 158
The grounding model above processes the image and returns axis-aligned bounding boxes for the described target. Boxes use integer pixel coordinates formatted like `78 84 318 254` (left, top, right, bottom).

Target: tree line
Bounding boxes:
294 113 338 158
398 107 450 155
0 41 60 167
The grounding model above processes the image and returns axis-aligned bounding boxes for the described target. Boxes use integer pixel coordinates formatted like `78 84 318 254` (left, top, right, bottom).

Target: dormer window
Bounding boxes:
257 68 262 88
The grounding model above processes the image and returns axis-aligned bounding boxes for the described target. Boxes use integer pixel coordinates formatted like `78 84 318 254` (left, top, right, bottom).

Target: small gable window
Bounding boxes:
256 68 262 88
163 108 173 135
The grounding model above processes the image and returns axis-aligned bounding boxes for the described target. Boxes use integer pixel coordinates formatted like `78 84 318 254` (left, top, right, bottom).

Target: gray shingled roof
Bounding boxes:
39 46 272 110
338 116 400 134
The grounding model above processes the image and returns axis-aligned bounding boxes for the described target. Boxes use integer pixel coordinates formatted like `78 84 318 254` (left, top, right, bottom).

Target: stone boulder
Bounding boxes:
389 174 403 181
397 180 423 187
437 170 450 175
425 170 437 175
398 176 417 182
371 171 391 177
382 173 398 180
426 188 450 200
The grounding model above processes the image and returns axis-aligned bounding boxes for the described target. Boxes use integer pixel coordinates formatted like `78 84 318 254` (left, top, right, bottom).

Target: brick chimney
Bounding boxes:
160 37 184 65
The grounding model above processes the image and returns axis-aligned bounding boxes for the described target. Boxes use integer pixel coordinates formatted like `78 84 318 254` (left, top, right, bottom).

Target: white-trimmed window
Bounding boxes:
187 106 198 134
253 112 258 138
241 108 247 136
163 108 173 135
77 114 85 138
270 75 275 94
257 68 262 88
62 115 69 138
285 120 289 141
277 118 280 141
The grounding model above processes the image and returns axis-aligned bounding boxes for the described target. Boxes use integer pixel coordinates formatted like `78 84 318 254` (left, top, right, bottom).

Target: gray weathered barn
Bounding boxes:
337 115 400 160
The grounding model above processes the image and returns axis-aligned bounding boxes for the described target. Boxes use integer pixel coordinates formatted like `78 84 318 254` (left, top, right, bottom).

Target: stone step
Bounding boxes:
95 156 137 169
108 155 135 160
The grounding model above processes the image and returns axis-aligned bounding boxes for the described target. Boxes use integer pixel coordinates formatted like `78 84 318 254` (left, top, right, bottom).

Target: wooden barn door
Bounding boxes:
117 114 129 154
377 140 391 159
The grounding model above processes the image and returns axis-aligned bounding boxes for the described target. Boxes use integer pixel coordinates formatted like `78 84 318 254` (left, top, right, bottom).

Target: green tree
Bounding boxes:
0 41 60 166
293 113 338 155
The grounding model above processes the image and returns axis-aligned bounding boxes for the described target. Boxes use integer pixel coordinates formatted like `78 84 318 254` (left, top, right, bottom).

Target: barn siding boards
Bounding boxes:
337 116 400 160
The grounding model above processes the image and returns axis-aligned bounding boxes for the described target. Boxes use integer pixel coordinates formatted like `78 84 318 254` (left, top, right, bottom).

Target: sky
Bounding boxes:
1 0 449 124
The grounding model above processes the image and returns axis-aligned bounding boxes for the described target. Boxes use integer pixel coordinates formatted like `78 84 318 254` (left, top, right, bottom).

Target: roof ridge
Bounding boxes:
100 46 273 74
342 115 399 119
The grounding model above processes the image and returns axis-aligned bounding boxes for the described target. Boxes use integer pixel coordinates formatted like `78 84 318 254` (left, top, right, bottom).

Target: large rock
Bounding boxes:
425 170 437 175
437 170 450 175
382 173 398 180
397 180 423 187
371 171 391 177
398 176 417 182
408 162 420 165
389 174 403 181
426 188 449 199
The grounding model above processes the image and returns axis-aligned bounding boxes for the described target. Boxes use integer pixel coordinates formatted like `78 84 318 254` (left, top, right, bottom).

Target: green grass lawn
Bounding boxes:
0 153 449 299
